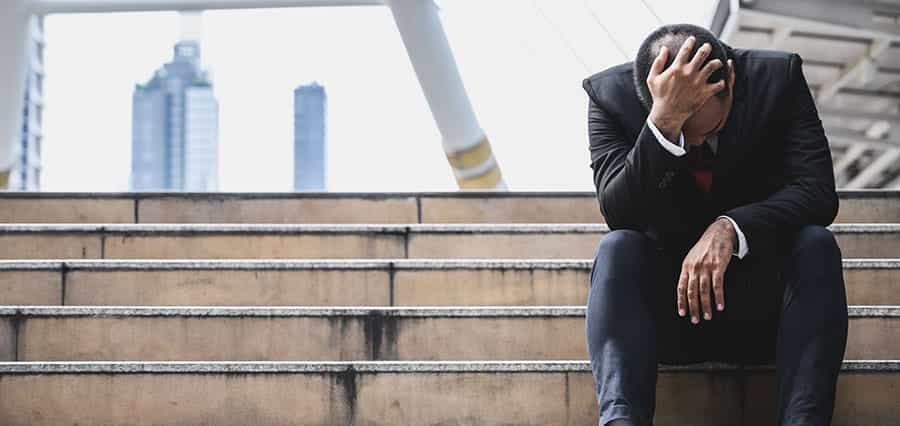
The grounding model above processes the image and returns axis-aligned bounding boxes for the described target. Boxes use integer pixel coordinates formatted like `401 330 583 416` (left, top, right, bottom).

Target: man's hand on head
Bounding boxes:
677 217 737 324
646 35 731 143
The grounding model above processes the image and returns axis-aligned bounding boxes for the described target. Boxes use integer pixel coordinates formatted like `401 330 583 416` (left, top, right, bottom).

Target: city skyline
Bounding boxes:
39 3 716 192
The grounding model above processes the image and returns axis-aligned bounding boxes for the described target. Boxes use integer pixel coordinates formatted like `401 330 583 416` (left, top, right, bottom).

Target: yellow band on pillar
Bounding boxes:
0 170 9 189
457 163 503 189
447 136 493 170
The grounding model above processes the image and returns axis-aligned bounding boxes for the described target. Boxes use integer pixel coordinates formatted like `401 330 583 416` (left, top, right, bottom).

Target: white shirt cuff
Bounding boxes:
646 117 686 156
717 215 749 259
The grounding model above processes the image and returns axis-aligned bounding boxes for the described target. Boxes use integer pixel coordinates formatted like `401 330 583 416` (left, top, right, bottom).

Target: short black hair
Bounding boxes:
633 23 731 111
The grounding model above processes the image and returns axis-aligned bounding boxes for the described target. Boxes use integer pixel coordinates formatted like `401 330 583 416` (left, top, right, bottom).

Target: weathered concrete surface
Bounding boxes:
418 194 602 223
0 234 102 259
0 269 60 305
0 191 895 223
0 361 896 426
65 268 391 307
2 259 898 306
4 307 896 361
0 224 896 259
139 196 418 224
0 197 134 223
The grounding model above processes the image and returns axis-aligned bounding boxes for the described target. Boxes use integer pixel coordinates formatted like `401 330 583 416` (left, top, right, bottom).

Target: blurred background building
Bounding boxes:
293 82 327 191
8 16 45 191
130 14 218 192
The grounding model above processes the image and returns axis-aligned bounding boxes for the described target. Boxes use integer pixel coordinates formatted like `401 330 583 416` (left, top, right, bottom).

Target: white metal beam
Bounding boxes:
832 144 867 184
29 0 382 14
740 8 900 41
0 0 31 189
828 127 900 148
817 38 891 104
887 172 900 189
386 0 505 189
820 107 900 124
715 0 742 43
845 148 900 188
769 25 791 49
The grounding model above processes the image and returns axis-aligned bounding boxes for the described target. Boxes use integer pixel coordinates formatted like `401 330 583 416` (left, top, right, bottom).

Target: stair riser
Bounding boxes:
2 316 894 361
0 194 896 223
1 267 896 306
0 370 896 426
0 231 895 259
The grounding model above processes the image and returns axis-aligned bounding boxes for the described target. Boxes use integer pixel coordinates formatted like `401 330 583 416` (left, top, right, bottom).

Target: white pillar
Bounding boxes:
387 0 506 189
0 0 31 189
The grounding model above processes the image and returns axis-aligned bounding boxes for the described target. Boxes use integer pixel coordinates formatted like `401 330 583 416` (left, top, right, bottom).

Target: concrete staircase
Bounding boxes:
0 191 897 425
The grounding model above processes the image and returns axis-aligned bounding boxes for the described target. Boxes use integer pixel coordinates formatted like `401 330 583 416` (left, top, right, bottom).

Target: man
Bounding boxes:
582 24 848 426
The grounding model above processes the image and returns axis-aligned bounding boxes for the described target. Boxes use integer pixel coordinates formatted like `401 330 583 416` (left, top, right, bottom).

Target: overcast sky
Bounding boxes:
40 0 716 192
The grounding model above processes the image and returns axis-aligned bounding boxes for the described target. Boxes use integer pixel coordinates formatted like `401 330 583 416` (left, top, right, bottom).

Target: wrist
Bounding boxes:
648 106 687 143
716 217 738 249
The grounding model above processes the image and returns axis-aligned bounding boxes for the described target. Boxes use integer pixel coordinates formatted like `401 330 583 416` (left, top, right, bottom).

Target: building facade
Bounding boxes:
293 82 327 191
10 16 45 191
131 40 218 191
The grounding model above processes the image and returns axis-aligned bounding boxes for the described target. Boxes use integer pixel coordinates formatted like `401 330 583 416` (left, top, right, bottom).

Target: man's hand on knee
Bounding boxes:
677 218 736 324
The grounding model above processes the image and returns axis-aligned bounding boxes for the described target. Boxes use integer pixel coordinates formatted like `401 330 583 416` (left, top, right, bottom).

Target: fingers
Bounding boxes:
676 270 688 318
689 42 712 72
688 272 700 324
674 35 696 65
700 58 723 79
699 272 712 321
713 267 725 313
701 80 726 100
648 45 668 80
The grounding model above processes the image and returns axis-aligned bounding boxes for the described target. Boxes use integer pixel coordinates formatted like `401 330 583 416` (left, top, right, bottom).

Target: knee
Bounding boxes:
594 229 653 261
791 225 841 260
588 230 656 316
785 226 846 306
590 229 655 283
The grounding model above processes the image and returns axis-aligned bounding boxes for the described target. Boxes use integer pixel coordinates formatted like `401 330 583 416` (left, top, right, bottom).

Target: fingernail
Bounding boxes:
704 313 711 320
678 309 685 316
691 316 698 324
717 304 724 311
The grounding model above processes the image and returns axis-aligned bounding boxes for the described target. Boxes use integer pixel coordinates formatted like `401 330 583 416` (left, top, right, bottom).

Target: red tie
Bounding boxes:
687 142 714 192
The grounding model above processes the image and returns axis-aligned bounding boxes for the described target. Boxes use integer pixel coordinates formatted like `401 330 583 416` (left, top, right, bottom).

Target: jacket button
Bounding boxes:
658 171 674 189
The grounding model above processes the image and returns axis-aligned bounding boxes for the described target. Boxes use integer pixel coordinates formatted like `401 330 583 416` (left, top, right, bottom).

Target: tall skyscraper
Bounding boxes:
293 82 327 191
10 16 45 191
131 37 219 191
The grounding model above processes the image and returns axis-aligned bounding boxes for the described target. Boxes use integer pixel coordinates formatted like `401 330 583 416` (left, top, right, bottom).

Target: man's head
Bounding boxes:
634 24 735 141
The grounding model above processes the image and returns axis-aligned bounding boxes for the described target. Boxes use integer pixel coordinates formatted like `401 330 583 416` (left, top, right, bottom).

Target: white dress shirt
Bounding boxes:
646 118 749 259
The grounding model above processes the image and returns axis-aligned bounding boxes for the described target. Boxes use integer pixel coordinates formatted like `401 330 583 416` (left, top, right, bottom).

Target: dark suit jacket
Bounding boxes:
581 43 838 262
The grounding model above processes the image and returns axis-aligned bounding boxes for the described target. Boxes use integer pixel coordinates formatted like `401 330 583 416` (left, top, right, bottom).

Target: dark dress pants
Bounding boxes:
584 226 848 426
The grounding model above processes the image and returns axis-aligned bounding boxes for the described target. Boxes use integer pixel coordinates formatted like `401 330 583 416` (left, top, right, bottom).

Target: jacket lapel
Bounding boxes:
711 46 749 198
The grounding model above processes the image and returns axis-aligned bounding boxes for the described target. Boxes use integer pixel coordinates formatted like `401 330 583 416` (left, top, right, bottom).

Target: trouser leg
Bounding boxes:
775 225 849 425
585 230 661 426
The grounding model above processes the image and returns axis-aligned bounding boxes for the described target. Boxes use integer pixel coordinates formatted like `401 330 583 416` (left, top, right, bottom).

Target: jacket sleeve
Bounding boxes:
723 53 839 251
583 79 688 229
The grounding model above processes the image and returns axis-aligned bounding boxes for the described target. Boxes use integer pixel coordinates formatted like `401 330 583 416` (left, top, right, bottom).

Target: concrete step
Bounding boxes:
0 191 896 224
1 306 896 361
1 259 897 307
0 223 897 259
0 360 896 426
